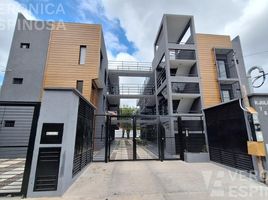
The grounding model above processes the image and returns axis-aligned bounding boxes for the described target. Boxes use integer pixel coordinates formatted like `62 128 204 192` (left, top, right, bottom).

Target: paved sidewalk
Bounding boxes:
27 161 268 200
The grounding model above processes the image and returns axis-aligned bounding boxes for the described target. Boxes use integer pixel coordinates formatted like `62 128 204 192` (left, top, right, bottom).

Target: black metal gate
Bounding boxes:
92 114 206 162
204 100 254 171
107 115 160 161
0 102 40 197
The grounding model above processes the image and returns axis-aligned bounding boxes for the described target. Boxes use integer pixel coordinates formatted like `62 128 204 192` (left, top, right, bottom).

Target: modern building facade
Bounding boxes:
0 13 107 110
0 13 107 197
0 13 265 198
134 14 249 157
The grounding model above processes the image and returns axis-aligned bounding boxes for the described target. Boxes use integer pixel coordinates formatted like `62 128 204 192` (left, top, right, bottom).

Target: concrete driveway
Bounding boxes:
29 161 268 200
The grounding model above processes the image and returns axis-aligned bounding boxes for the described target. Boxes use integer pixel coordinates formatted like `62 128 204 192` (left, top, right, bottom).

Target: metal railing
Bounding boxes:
108 61 152 71
171 82 200 94
170 73 198 77
157 69 166 88
169 49 196 60
169 41 195 45
108 84 155 95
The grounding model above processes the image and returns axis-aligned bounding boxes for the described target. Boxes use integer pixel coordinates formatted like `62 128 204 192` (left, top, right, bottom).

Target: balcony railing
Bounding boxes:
171 82 200 94
157 69 166 88
169 49 196 60
170 73 198 77
108 61 152 71
108 84 155 95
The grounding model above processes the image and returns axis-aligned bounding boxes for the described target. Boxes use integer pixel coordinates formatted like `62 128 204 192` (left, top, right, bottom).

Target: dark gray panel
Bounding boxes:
0 106 34 146
0 13 51 101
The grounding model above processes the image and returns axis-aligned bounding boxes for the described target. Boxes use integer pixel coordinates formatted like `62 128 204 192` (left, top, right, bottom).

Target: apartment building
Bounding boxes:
137 15 249 154
0 13 107 197
0 13 107 109
0 13 259 197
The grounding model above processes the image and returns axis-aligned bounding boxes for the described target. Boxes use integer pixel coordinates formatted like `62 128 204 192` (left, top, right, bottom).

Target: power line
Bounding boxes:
244 50 268 57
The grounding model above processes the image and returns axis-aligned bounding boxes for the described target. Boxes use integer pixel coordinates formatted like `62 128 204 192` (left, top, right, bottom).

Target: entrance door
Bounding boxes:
109 115 134 161
135 116 159 160
108 115 160 161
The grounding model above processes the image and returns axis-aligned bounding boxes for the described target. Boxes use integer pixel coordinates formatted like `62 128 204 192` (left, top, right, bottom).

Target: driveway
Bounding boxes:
28 161 268 200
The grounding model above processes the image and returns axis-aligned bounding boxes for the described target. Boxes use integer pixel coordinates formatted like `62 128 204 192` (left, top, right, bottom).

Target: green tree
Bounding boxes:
119 105 137 139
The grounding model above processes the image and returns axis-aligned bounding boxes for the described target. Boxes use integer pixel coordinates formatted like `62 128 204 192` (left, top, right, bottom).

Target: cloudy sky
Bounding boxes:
0 0 268 94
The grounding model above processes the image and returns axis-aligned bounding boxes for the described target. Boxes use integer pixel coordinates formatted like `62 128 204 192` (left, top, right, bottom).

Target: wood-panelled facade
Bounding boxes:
43 23 102 105
196 34 233 108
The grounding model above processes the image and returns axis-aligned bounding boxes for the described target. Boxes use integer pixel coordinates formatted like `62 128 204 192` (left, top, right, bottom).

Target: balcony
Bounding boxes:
169 49 196 60
171 82 200 94
108 84 155 96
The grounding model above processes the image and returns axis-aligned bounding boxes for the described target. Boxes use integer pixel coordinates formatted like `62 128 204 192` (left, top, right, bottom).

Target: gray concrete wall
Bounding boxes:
94 29 108 149
232 36 250 95
249 94 268 169
0 13 51 102
97 29 108 115
27 90 79 197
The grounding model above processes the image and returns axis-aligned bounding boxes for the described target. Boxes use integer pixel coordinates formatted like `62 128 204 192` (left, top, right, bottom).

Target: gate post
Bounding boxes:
21 103 40 197
133 116 137 160
177 116 185 161
158 117 165 162
105 115 110 163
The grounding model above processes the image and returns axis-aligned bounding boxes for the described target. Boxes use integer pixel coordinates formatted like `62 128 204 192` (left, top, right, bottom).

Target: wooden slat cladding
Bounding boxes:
196 34 233 108
43 23 101 104
90 83 99 107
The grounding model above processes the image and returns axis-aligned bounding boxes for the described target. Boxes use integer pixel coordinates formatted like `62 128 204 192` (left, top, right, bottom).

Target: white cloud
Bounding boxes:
0 0 36 74
101 0 267 92
101 0 248 61
112 52 137 62
78 0 103 15
104 31 128 53
224 0 268 92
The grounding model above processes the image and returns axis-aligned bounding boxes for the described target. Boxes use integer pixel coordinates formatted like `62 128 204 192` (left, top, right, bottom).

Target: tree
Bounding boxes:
119 105 137 139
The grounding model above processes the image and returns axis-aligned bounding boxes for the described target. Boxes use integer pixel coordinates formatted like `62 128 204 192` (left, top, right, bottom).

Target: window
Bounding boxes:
20 43 30 49
4 120 15 127
13 78 23 84
76 80 83 93
221 90 231 102
79 45 87 64
104 71 107 85
103 96 105 108
100 51 103 69
217 60 227 78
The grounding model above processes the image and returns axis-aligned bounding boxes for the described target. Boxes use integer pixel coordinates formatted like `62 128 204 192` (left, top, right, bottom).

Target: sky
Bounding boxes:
0 0 268 100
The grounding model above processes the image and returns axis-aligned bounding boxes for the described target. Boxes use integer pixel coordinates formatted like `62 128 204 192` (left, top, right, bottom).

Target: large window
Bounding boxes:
217 60 227 78
79 45 87 64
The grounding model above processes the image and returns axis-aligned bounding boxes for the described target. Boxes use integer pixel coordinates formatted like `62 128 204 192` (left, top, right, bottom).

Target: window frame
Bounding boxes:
79 45 87 65
221 89 231 102
76 80 84 93
20 43 30 49
217 59 227 79
4 120 15 127
13 78 23 84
